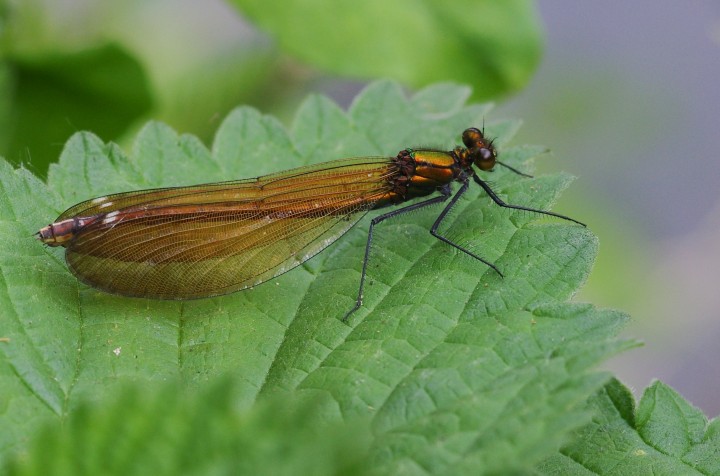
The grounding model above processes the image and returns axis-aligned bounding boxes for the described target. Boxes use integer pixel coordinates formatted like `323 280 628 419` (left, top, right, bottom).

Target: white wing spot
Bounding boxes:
102 211 120 225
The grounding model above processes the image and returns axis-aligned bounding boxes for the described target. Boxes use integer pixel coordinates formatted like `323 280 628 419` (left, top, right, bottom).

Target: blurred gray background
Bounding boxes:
496 2 720 417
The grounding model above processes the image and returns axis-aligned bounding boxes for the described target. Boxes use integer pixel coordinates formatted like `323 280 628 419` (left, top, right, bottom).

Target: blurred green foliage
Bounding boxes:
0 0 542 176
3 379 371 476
231 0 543 99
0 44 152 174
0 1 152 176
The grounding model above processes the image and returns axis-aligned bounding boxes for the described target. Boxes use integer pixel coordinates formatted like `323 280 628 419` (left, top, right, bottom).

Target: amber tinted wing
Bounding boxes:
62 157 395 299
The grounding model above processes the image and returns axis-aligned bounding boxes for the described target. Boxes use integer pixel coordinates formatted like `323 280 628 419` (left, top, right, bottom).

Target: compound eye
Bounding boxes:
462 128 484 149
474 147 497 171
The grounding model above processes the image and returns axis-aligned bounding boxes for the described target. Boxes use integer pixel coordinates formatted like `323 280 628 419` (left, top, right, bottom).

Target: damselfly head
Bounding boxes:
462 127 497 171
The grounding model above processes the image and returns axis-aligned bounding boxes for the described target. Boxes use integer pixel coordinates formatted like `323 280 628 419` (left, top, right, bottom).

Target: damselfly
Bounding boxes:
38 128 584 320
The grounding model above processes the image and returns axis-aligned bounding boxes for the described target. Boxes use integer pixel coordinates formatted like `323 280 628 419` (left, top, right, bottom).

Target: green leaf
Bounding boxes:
538 379 720 475
230 0 543 99
0 81 630 472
